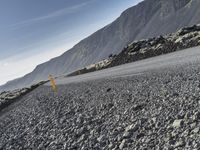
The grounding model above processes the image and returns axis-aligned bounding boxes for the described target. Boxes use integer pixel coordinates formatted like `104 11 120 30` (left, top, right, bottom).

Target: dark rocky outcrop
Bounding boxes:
0 81 47 112
108 24 200 67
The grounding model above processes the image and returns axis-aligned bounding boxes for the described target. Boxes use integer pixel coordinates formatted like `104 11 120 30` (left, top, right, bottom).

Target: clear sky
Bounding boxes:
0 0 142 85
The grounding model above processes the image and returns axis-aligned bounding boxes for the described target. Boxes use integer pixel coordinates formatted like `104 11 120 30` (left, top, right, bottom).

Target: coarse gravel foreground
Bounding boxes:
0 63 200 150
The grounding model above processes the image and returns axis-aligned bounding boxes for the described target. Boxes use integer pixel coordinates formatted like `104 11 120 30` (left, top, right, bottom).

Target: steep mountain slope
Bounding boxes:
1 0 200 91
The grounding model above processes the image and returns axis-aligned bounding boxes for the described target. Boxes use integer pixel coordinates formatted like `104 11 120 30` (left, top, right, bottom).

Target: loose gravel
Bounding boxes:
0 63 200 150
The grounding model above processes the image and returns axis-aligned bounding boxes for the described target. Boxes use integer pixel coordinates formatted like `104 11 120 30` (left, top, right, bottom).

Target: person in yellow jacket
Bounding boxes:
48 75 57 92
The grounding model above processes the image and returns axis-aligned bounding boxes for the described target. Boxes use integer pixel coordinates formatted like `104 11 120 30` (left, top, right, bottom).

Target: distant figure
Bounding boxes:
48 75 57 92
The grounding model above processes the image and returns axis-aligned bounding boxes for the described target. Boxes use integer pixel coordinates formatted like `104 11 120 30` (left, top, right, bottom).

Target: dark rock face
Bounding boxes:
0 64 200 149
1 0 200 91
108 24 200 68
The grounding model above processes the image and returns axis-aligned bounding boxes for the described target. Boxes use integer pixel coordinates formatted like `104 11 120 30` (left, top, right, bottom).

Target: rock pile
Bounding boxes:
108 24 200 67
0 81 47 112
68 59 112 76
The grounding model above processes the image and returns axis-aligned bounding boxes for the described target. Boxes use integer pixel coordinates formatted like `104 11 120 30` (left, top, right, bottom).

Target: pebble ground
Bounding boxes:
0 63 200 150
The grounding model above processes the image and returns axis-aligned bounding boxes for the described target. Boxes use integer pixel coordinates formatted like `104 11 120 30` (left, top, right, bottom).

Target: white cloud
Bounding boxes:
10 0 95 29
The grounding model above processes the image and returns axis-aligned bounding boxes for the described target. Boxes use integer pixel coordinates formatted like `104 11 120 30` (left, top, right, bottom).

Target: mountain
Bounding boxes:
1 0 200 91
67 24 200 76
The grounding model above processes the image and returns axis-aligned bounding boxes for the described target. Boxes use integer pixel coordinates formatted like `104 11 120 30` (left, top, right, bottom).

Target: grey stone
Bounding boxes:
119 139 126 150
192 127 199 134
172 119 184 128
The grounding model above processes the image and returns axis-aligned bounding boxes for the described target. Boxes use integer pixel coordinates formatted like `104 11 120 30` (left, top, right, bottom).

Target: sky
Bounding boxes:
0 0 142 85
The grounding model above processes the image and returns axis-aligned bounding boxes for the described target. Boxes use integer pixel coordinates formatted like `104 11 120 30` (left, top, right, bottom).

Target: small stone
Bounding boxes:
125 123 139 133
63 143 67 149
106 88 111 92
190 122 196 128
177 112 185 119
168 139 176 146
77 134 86 143
182 129 189 137
173 92 179 97
115 115 120 122
108 143 114 149
125 124 133 132
119 139 126 149
193 142 200 149
112 145 118 150
175 140 185 148
136 132 145 139
90 129 95 135
155 121 161 128
194 112 200 120
107 103 114 109
123 131 132 138
192 127 199 133
172 119 184 128
132 104 145 111
97 135 105 143
197 100 200 105
171 130 178 137
76 115 84 124
151 117 156 123
185 112 192 119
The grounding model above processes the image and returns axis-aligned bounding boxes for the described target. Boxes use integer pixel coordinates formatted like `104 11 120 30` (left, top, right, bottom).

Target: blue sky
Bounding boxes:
0 0 142 85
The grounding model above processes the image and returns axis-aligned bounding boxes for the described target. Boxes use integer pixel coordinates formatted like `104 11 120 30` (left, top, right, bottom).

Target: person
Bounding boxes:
48 75 57 92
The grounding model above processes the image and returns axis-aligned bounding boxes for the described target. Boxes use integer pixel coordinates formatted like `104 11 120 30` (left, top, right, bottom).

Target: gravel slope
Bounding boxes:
53 46 200 85
0 60 200 149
